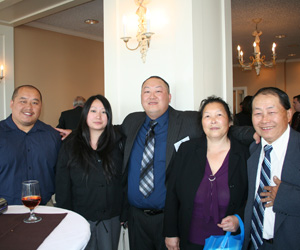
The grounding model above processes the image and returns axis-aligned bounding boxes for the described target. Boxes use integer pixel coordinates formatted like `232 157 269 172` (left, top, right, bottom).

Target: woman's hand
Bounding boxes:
217 215 239 232
55 128 72 140
165 237 180 250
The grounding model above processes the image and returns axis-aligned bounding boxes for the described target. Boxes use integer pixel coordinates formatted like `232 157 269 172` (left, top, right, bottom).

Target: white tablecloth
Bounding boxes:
6 205 91 250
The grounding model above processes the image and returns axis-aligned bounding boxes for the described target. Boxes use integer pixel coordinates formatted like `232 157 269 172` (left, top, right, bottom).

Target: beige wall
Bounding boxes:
14 25 104 127
233 60 300 112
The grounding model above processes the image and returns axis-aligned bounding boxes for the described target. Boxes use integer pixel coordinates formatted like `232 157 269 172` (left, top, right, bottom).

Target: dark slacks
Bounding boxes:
128 206 167 250
84 216 121 250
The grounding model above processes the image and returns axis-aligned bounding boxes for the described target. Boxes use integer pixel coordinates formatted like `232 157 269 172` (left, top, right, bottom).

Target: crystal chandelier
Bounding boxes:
237 18 276 76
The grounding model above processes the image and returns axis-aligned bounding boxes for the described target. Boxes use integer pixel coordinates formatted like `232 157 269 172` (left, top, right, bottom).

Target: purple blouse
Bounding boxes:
189 151 230 245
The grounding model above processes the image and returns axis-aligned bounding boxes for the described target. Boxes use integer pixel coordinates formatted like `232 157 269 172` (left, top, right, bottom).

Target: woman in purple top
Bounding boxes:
163 96 249 250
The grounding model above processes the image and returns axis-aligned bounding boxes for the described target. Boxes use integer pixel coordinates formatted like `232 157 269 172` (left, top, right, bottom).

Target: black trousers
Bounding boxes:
128 206 167 250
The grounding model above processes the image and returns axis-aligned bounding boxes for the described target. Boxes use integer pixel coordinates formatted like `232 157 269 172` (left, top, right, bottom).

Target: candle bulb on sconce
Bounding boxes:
0 65 4 80
146 9 151 33
122 15 127 37
237 45 241 58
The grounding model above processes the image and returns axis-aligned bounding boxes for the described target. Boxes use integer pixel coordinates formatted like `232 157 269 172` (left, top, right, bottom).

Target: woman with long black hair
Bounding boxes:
55 94 124 250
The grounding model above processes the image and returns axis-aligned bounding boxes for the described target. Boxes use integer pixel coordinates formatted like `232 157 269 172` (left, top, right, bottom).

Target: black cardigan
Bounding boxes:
55 131 124 222
163 133 249 249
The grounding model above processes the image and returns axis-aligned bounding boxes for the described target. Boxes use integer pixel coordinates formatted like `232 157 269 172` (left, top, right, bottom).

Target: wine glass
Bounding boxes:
21 180 42 223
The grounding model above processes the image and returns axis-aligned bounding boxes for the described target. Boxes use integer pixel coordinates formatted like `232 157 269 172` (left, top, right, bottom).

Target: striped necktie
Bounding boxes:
251 144 273 249
139 120 157 197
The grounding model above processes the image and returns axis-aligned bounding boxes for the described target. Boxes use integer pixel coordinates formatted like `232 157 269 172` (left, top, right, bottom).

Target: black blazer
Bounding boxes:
56 106 83 130
291 111 300 132
55 130 124 222
163 134 249 249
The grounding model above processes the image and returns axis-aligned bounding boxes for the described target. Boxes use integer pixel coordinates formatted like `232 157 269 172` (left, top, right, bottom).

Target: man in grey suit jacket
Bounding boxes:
121 76 254 250
243 87 300 250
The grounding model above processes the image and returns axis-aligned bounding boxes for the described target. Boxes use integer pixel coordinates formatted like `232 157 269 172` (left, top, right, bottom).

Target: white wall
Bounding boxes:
0 25 14 120
104 0 233 124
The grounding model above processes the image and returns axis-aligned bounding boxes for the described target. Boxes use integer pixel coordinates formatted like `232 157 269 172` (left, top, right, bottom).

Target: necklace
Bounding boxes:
208 174 216 182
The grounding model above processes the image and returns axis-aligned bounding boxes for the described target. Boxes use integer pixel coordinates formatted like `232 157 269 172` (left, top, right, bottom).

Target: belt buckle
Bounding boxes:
143 209 154 215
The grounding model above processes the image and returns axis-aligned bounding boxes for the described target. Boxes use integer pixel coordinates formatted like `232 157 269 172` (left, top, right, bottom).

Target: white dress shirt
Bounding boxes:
254 125 290 239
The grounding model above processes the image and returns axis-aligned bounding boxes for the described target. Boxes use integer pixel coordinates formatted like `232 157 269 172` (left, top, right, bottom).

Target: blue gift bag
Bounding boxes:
203 214 244 250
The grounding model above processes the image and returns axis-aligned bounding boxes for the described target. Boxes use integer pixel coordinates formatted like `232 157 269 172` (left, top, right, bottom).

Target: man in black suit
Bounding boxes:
291 95 300 132
121 76 254 250
57 96 85 130
243 87 300 250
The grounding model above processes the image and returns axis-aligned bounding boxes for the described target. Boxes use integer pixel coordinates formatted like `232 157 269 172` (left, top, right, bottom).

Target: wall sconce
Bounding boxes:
120 0 154 63
0 65 4 80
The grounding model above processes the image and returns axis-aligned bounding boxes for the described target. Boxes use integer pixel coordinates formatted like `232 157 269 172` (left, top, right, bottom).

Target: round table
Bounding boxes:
6 205 91 250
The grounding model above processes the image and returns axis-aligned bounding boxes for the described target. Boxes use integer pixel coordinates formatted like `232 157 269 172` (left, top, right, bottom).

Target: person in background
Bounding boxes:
0 85 61 205
121 76 254 250
243 87 300 250
57 95 86 130
291 94 300 132
55 94 124 250
234 95 253 127
163 96 249 250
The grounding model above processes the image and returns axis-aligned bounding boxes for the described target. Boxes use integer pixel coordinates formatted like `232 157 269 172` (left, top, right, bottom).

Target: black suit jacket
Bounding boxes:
56 106 83 130
291 111 300 132
243 128 300 250
163 134 249 249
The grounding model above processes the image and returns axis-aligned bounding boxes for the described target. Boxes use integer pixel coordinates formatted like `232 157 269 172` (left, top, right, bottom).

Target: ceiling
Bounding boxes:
0 0 300 63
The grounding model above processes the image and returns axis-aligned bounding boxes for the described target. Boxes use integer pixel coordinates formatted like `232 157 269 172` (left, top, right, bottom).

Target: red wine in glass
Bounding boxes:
22 195 41 209
21 180 42 223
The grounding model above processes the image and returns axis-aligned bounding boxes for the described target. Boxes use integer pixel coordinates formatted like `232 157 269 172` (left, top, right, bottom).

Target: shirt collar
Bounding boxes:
145 107 169 128
261 125 290 160
5 114 45 133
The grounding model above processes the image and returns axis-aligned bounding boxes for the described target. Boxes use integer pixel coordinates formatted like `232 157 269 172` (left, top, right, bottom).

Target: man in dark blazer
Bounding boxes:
56 96 85 130
121 76 255 250
243 87 300 250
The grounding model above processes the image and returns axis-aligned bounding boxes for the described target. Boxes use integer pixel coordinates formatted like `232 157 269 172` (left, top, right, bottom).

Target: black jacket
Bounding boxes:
56 106 83 130
163 134 249 249
55 130 124 222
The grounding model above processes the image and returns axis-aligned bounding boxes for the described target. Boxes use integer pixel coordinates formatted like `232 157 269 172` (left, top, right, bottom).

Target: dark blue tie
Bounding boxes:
251 144 273 249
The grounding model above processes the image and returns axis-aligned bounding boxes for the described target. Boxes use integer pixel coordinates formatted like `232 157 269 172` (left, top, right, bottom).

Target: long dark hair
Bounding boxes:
67 95 116 181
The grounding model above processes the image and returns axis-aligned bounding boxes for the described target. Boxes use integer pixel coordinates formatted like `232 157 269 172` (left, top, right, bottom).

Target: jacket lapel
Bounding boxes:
274 129 298 232
166 107 182 169
123 114 146 172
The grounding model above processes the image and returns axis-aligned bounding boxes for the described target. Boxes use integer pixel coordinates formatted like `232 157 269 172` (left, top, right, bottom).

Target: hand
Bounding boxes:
165 237 180 250
261 176 281 208
217 215 239 232
55 128 72 140
253 132 261 144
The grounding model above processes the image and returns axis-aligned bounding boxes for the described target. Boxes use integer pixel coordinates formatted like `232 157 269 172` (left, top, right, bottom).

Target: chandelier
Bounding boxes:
120 0 154 63
237 18 276 76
